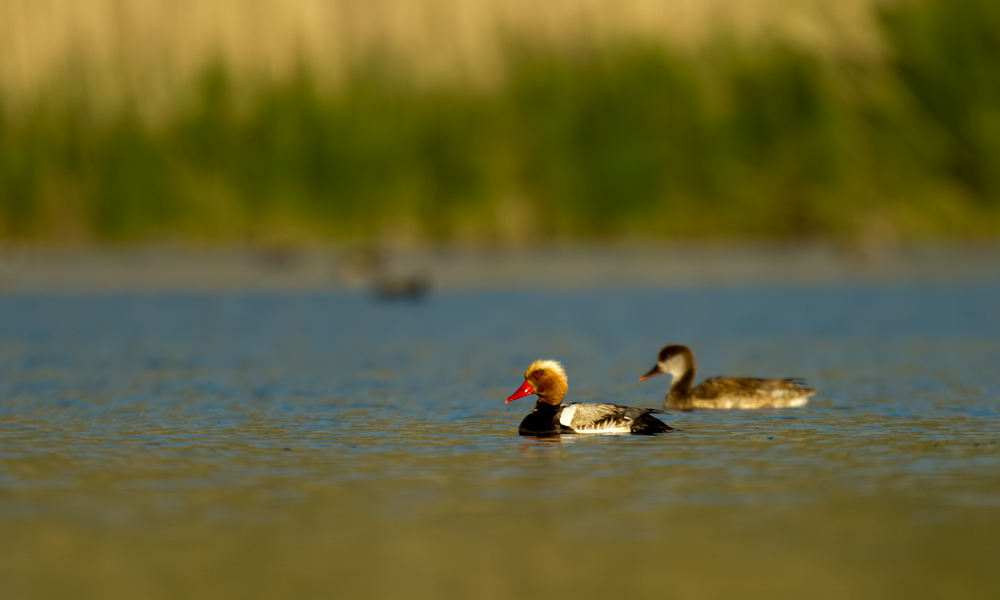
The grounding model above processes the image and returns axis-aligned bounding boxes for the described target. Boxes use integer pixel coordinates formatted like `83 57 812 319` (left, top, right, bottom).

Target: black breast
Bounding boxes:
518 403 572 436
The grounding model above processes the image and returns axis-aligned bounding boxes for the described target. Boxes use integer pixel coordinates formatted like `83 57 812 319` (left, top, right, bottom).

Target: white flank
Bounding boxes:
559 405 633 433
787 397 809 407
572 421 633 434
558 405 578 427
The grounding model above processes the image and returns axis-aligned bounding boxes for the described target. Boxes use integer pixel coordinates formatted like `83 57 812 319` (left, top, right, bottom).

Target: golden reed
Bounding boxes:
0 0 882 114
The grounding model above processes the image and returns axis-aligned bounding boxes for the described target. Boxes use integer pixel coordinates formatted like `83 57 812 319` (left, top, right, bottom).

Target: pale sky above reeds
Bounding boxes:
1 0 883 112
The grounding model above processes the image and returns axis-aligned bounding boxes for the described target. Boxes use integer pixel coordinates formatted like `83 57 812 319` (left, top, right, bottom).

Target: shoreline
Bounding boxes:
2 243 999 293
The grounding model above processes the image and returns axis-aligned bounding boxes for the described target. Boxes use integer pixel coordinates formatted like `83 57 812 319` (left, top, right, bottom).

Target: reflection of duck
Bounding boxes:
507 360 672 435
640 344 817 410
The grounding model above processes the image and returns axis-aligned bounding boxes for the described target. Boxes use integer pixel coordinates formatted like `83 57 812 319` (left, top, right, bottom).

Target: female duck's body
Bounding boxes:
508 360 672 435
640 345 817 410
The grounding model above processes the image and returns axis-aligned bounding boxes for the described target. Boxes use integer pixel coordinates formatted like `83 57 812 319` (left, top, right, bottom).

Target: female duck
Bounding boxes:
640 344 817 410
507 359 672 435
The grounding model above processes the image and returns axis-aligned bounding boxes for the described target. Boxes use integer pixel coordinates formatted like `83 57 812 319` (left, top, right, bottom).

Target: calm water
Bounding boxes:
1 286 999 599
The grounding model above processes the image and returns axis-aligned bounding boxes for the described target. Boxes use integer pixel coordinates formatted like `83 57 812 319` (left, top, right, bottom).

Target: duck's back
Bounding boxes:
681 377 817 410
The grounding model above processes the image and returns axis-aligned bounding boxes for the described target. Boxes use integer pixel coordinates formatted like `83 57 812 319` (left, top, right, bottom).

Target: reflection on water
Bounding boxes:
1 286 999 598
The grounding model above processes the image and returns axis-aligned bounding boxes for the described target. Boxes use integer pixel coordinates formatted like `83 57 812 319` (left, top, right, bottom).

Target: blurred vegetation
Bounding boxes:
1 0 999 244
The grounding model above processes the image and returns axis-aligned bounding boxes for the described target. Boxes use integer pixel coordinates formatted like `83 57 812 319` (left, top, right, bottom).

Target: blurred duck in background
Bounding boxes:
339 245 431 301
640 344 817 410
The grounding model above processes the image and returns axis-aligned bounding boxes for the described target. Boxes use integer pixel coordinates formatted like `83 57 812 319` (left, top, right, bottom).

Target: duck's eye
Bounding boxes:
533 370 544 378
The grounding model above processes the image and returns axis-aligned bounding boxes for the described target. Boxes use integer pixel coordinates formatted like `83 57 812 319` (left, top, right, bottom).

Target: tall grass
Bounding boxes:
0 0 998 244
0 0 882 108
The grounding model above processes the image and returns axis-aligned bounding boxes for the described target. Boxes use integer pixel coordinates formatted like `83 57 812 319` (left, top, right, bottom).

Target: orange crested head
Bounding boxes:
506 359 569 406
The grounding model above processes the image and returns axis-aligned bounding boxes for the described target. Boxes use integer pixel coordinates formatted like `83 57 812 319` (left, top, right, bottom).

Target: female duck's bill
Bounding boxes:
640 344 818 410
506 359 672 436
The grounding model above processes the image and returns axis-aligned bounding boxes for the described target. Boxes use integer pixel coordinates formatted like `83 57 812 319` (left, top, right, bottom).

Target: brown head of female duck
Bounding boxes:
507 359 672 435
639 345 817 410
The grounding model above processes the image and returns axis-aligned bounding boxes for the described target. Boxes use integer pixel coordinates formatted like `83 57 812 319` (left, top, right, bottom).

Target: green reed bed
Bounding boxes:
1 0 998 244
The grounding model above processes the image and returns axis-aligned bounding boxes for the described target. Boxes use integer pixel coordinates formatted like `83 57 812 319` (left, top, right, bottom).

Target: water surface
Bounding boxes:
1 286 999 598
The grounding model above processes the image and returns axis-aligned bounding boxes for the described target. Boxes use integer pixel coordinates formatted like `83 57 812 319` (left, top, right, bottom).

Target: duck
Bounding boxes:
506 359 673 435
639 344 817 410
